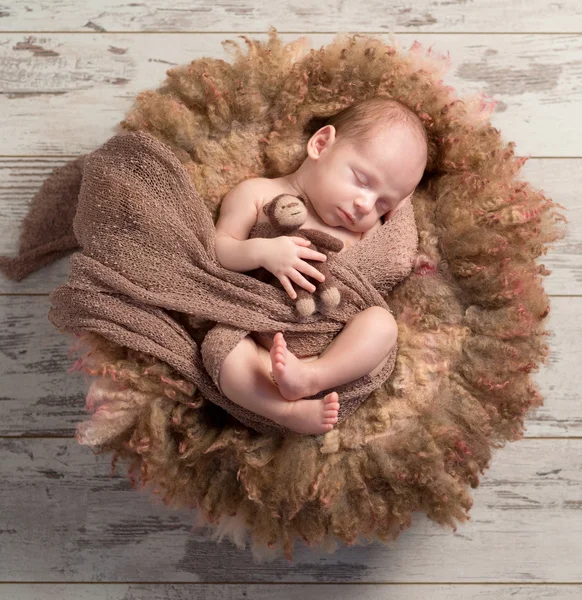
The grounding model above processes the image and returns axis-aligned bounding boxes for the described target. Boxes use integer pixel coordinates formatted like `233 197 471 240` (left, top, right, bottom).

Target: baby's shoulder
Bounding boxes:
241 176 280 193
243 177 294 213
231 176 272 197
240 176 279 197
241 176 272 186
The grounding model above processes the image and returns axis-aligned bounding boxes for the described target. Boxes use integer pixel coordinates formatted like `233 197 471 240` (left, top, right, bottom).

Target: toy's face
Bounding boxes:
303 124 426 233
264 194 308 229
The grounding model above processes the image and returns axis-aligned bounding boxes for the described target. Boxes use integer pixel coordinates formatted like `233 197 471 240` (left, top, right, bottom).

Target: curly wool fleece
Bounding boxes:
49 29 567 562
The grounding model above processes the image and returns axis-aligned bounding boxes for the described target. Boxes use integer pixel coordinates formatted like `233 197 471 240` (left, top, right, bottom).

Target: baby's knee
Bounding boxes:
221 335 257 372
201 327 256 395
217 335 259 395
365 306 398 346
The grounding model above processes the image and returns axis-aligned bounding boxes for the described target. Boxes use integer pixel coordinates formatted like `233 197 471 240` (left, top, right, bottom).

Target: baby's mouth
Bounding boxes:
339 208 355 224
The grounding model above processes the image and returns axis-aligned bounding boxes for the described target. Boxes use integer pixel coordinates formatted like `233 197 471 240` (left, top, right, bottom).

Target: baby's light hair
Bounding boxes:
324 96 428 156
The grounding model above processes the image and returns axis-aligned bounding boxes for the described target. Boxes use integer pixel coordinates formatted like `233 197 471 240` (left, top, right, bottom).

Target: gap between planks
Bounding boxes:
0 581 581 584
2 31 582 35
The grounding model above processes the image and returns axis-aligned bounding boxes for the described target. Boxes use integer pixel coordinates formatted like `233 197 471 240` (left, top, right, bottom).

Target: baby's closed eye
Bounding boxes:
352 170 368 187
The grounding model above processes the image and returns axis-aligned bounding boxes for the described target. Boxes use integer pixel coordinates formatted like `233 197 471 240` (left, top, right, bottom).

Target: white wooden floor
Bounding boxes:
1 1 581 598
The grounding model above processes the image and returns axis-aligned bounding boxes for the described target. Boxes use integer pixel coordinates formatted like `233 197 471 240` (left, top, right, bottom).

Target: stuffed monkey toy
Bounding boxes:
251 193 345 317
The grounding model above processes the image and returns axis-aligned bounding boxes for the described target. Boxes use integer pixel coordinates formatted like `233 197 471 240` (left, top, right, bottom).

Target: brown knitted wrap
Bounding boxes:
46 130 418 434
0 157 83 281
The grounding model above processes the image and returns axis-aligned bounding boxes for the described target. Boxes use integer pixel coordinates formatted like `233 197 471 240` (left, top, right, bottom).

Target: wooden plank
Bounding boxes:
0 295 578 437
0 438 580 580
0 157 577 295
0 584 581 599
0 295 86 436
2 0 582 33
0 33 580 157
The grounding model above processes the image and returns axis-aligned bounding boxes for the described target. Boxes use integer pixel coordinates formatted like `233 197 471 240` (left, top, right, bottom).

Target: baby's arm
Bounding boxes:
214 179 268 272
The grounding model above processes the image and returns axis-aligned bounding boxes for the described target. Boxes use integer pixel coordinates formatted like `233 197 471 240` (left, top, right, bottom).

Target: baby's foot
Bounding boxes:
279 391 340 435
270 332 319 400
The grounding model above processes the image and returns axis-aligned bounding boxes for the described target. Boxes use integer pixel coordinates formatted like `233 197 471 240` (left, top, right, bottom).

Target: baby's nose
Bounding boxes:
355 197 374 213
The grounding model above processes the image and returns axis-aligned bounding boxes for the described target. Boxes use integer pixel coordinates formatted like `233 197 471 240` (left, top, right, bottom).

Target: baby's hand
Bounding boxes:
259 236 327 299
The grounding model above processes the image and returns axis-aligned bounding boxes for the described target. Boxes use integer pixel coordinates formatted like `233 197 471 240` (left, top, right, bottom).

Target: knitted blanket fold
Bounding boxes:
4 130 419 435
0 156 84 281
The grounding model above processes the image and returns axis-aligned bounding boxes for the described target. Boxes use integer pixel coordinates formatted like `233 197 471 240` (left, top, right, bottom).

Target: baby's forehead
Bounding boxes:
346 125 426 161
341 137 385 162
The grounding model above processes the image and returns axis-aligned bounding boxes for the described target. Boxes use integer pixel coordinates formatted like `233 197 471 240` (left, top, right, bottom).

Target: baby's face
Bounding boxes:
302 124 426 233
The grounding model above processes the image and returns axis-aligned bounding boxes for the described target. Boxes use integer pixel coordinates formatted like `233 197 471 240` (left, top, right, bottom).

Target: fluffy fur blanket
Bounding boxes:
24 129 417 435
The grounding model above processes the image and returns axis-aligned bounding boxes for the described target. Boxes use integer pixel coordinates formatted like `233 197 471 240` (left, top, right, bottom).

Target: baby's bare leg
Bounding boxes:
271 306 398 401
218 335 340 435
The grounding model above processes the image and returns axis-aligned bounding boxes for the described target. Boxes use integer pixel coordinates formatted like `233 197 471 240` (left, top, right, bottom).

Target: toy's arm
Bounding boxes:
299 229 344 253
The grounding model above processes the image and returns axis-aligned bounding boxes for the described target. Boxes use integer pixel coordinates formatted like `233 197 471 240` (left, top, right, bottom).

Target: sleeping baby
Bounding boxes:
214 96 428 435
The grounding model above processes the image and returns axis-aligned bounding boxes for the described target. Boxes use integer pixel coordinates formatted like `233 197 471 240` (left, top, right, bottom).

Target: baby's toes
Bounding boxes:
324 405 339 417
270 340 284 370
275 347 286 366
323 412 338 424
274 334 285 352
323 393 339 421
323 392 339 405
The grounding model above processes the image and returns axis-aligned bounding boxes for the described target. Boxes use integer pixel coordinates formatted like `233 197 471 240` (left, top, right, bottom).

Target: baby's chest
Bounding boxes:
300 213 363 253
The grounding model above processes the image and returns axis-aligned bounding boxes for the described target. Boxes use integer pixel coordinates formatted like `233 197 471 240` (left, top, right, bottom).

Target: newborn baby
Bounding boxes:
214 96 428 435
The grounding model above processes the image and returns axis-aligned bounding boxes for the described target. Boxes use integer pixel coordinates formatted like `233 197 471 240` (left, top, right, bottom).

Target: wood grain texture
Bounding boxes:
0 158 576 295
0 33 581 156
0 294 577 438
1 585 582 599
1 0 582 33
0 438 580 581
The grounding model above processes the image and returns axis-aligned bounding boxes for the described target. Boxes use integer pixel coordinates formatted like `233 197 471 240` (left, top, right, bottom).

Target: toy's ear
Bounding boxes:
263 197 277 217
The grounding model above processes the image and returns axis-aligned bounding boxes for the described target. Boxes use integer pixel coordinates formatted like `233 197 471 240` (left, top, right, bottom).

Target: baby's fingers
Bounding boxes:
288 269 318 293
302 248 327 262
292 236 312 246
297 261 325 283
279 275 298 299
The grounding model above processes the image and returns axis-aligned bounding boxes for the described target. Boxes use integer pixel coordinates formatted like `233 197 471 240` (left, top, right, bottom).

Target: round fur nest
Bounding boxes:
71 28 568 562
